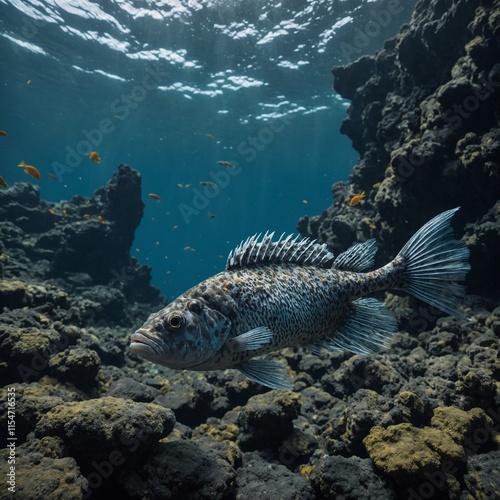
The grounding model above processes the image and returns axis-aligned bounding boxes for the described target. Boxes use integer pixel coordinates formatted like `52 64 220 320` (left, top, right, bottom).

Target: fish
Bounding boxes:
200 181 218 188
206 133 215 140
49 209 56 215
208 211 215 219
18 161 41 179
97 215 105 224
217 161 235 168
47 173 58 181
131 208 470 390
89 151 101 163
148 193 161 202
27 80 31 86
0 130 8 137
349 191 366 206
0 176 7 188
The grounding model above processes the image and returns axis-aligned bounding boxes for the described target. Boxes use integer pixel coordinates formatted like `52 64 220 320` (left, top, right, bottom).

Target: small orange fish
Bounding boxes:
372 182 381 189
27 80 31 86
349 191 366 207
184 246 196 252
0 176 7 188
89 151 101 163
369 224 377 230
302 200 308 204
206 133 215 140
18 161 41 179
217 160 235 168
83 214 91 219
86 200 91 207
49 209 56 215
62 209 67 216
47 173 58 181
97 215 105 224
148 193 161 202
0 130 8 137
200 181 218 188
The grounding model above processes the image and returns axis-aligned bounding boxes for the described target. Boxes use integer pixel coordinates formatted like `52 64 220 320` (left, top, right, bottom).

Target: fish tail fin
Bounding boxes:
396 207 470 319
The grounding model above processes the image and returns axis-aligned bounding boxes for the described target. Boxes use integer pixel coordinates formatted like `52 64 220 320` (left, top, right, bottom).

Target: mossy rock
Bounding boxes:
363 423 465 481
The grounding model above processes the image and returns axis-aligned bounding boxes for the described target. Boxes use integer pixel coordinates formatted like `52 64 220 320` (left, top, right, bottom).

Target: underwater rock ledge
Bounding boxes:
297 0 500 299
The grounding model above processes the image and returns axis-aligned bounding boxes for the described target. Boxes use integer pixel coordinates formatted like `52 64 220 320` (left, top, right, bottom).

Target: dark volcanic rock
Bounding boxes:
48 347 101 390
463 450 500 499
48 165 145 285
237 391 301 451
124 439 237 499
235 453 315 499
107 377 161 402
154 379 216 427
309 454 395 500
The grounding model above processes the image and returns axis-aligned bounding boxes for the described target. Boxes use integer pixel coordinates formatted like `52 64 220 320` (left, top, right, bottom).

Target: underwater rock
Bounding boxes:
0 446 87 500
430 406 497 451
124 439 236 499
0 323 65 384
154 379 216 427
463 201 500 295
237 390 301 451
463 450 500 499
48 165 145 284
235 452 315 499
322 389 393 457
0 166 163 308
363 423 465 482
308 454 395 500
0 183 54 233
34 396 175 465
107 376 161 403
0 382 83 443
48 347 101 391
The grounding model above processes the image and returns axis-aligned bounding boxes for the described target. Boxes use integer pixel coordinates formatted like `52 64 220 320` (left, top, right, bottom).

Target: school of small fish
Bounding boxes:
131 208 470 389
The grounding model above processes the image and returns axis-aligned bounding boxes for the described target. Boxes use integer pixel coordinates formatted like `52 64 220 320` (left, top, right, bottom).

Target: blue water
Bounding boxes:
0 0 415 299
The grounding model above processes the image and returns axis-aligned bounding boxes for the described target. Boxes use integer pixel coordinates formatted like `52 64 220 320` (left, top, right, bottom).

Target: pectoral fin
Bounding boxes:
225 326 273 353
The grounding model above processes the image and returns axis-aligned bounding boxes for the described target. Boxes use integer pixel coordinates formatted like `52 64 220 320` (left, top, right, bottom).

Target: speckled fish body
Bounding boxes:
131 208 470 389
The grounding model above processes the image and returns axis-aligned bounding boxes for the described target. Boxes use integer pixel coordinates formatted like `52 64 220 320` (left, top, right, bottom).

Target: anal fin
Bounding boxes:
324 297 397 355
237 359 293 390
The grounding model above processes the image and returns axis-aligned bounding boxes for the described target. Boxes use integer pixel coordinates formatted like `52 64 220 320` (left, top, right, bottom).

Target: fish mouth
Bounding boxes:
130 331 166 358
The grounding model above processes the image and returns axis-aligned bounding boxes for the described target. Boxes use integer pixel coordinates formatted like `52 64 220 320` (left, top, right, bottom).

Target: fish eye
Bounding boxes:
165 313 184 332
188 300 203 314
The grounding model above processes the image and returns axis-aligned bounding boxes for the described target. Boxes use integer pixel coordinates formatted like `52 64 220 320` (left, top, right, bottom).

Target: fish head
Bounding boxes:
130 296 231 369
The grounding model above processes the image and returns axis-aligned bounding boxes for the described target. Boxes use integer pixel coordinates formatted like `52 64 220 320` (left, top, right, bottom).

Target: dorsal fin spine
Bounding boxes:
225 232 334 270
